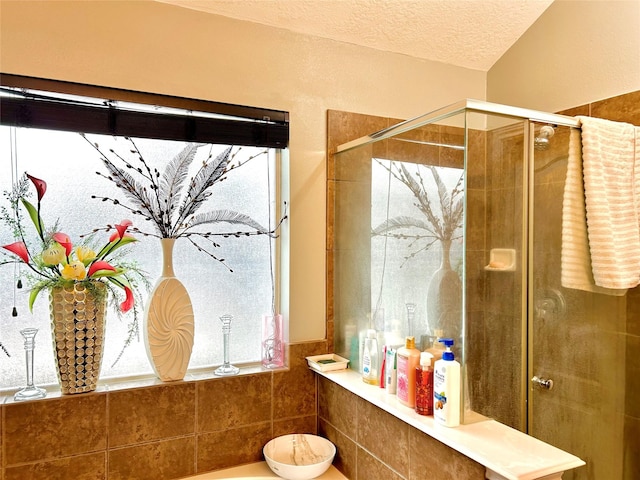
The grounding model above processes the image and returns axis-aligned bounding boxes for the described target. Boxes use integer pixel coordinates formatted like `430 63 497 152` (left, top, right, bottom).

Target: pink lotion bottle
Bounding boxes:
396 336 421 407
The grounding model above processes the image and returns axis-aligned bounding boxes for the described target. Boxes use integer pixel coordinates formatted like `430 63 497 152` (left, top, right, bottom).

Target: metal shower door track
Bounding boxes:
335 98 580 153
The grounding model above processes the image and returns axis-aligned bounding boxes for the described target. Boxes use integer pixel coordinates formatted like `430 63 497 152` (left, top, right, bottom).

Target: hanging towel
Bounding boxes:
561 116 640 294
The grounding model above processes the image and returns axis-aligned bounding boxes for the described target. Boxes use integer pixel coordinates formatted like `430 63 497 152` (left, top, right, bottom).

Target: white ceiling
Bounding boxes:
156 0 554 71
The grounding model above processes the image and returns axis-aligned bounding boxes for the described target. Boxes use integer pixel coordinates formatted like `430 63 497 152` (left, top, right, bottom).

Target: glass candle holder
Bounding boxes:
14 327 46 401
215 314 239 376
261 313 284 368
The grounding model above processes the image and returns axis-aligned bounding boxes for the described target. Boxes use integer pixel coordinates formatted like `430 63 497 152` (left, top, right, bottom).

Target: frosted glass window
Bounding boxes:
0 126 284 390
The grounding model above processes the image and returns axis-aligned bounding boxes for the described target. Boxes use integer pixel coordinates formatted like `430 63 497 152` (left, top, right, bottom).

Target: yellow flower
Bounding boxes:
61 261 87 281
76 245 96 264
41 244 66 266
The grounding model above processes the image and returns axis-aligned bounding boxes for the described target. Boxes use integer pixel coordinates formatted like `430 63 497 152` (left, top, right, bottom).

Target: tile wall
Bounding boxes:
317 377 485 480
0 341 327 480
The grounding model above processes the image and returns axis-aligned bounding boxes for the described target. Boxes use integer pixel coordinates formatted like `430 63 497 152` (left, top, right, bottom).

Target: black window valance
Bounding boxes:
0 74 289 148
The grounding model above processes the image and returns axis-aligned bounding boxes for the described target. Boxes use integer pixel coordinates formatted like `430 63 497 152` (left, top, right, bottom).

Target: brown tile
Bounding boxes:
197 422 272 472
591 90 640 125
624 415 640 480
327 110 388 158
439 125 465 168
273 415 317 438
357 399 409 477
409 428 485 480
109 382 196 447
108 437 195 480
4 452 105 480
625 334 640 418
318 377 357 439
197 373 271 433
557 104 590 117
319 418 356 480
4 394 107 465
274 342 325 421
356 446 404 480
627 287 640 336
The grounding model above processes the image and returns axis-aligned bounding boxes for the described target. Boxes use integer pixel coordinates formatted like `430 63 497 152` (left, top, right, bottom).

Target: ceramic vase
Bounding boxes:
49 281 107 394
426 239 462 342
144 238 194 381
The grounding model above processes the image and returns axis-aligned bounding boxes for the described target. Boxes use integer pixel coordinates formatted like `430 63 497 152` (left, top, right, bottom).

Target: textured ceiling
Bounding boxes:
156 0 554 71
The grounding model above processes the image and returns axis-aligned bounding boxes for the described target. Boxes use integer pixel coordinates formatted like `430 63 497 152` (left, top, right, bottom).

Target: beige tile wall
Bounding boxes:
0 341 327 480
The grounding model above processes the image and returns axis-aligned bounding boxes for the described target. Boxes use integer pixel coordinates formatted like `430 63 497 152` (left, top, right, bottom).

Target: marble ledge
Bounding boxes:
314 368 585 480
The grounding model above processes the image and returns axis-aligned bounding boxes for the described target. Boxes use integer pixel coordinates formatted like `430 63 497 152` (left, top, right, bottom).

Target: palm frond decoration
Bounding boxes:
82 135 287 269
373 160 464 265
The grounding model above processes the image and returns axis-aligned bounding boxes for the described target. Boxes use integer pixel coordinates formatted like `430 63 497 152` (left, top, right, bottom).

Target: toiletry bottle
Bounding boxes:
362 329 379 385
415 351 434 416
385 347 398 394
396 336 421 407
425 329 445 364
433 338 461 427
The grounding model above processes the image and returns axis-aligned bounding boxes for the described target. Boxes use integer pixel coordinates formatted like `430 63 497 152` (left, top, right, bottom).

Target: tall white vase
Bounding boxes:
144 238 194 381
426 239 462 343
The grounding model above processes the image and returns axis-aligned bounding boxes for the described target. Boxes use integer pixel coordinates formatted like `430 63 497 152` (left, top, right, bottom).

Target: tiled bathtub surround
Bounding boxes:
0 341 327 480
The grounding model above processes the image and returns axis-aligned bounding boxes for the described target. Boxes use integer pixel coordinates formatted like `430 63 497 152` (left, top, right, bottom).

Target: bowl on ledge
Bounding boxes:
263 434 336 480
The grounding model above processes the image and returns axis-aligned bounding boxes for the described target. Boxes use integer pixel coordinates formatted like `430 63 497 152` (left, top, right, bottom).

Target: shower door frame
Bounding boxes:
335 99 581 434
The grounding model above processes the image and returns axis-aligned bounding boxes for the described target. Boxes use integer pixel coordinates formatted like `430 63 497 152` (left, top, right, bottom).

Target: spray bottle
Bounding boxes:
433 338 460 427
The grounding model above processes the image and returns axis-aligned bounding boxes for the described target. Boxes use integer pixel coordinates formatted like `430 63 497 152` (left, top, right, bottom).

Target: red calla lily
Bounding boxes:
26 173 47 201
87 260 115 278
120 286 134 312
115 219 132 239
52 232 73 256
2 241 29 263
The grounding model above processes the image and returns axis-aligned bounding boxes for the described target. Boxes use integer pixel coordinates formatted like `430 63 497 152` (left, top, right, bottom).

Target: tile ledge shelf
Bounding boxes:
0 362 287 404
314 368 585 480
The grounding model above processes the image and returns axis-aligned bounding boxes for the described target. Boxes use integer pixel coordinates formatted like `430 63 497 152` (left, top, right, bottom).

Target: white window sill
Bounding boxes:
314 368 585 480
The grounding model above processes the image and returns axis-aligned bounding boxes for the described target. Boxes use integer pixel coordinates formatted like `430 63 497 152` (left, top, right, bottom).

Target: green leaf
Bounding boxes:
28 285 45 312
21 199 44 238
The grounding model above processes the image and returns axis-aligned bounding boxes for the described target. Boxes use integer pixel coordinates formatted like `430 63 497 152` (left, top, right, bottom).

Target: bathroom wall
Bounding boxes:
488 0 640 114
317 377 485 480
0 341 327 479
0 0 485 344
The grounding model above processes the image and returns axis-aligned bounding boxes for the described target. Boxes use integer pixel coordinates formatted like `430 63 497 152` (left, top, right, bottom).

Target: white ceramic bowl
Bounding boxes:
263 434 336 480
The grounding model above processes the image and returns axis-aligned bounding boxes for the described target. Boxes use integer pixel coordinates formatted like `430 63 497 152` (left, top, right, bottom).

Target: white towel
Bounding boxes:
561 116 640 295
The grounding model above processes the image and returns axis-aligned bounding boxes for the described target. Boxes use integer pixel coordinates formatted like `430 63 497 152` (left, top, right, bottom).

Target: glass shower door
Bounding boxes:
529 122 626 480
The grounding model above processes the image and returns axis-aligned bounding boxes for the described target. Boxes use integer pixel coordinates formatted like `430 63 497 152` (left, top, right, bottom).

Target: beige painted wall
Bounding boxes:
0 0 485 342
488 0 640 112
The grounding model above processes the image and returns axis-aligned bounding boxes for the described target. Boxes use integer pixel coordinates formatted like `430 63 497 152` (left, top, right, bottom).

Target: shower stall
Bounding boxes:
329 100 629 480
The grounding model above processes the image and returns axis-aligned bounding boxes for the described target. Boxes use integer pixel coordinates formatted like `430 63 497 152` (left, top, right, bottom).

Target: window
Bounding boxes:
0 76 289 390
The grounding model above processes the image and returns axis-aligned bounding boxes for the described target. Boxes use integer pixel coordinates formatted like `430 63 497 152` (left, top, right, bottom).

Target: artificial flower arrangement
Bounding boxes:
1 173 146 360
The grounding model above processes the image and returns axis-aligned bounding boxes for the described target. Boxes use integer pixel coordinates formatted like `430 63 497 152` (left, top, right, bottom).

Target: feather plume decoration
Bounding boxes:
372 160 463 263
82 135 287 269
187 209 275 237
159 143 200 233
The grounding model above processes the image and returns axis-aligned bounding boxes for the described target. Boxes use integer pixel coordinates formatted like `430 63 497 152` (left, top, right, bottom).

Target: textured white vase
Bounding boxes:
144 238 194 381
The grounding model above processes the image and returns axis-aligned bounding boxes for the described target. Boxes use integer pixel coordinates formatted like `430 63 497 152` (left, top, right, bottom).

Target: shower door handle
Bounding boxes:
531 376 554 390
